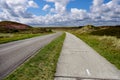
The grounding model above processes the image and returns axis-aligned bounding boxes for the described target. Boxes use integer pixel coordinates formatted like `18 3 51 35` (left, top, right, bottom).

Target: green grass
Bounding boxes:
0 33 51 44
4 33 65 80
72 32 120 69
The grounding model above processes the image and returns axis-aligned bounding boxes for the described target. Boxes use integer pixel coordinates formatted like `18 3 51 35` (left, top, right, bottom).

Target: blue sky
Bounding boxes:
28 0 111 15
0 0 120 26
28 0 92 16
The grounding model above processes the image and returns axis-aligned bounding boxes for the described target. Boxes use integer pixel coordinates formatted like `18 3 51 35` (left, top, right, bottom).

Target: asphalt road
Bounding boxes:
55 32 120 80
0 32 62 80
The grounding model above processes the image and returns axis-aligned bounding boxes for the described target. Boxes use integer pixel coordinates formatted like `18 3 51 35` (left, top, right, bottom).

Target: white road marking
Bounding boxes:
86 69 91 76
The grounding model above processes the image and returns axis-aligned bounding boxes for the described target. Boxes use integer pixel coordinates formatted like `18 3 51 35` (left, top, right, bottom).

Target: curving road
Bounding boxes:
0 32 62 80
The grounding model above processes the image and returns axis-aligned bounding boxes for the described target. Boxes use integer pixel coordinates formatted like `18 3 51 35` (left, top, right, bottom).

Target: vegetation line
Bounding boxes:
4 33 65 80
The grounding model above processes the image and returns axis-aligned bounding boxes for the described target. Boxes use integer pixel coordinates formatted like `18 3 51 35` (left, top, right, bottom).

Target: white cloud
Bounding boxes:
0 0 120 26
71 8 88 20
28 0 38 8
42 4 50 11
45 0 70 14
0 0 38 19
90 0 120 22
93 0 103 6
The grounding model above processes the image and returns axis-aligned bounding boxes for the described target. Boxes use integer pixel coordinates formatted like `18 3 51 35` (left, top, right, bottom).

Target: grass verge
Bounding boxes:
4 33 65 80
0 33 51 44
72 32 120 69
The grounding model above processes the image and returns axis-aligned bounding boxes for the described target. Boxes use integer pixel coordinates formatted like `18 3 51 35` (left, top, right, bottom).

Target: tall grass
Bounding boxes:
99 36 120 51
72 32 120 69
0 33 14 38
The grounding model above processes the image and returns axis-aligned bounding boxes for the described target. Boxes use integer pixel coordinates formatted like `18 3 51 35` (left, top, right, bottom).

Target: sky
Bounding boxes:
0 0 120 27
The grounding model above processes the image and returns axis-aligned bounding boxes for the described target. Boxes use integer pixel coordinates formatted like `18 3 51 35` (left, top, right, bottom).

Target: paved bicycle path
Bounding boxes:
55 32 120 80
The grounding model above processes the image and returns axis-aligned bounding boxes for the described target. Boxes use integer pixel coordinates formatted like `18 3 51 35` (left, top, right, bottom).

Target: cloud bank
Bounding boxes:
0 0 120 26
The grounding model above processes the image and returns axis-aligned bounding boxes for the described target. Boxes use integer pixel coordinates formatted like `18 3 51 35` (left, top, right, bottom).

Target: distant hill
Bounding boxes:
91 25 120 38
0 21 31 30
0 21 32 33
75 25 120 38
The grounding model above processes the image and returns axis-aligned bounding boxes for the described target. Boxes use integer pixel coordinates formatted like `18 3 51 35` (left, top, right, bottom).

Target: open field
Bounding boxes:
71 25 120 69
4 33 65 80
0 21 53 44
0 33 52 44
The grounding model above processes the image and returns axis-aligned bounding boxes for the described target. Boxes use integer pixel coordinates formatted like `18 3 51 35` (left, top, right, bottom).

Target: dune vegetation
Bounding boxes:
71 25 120 69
